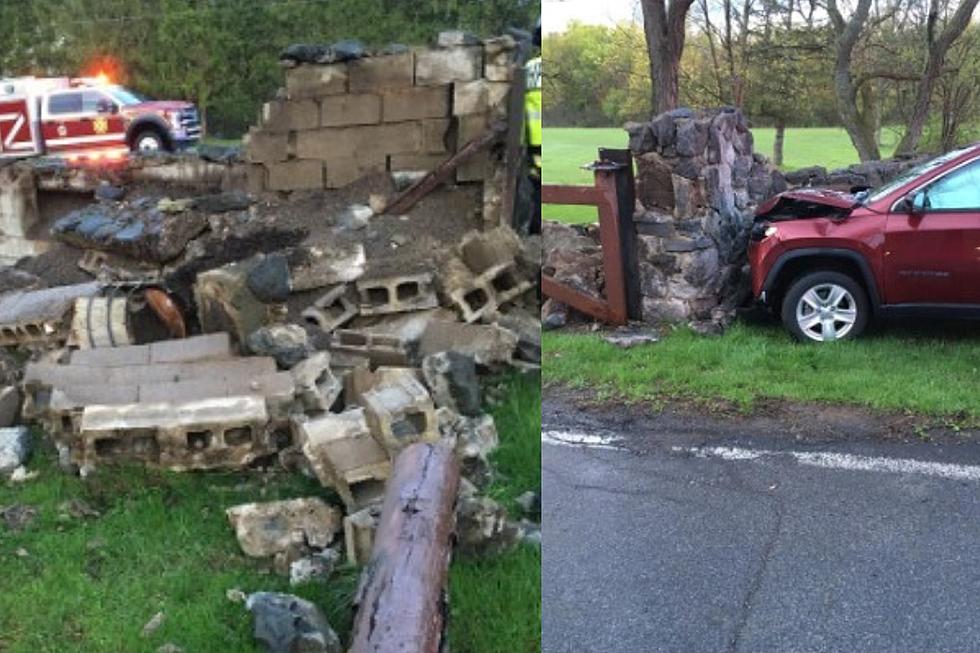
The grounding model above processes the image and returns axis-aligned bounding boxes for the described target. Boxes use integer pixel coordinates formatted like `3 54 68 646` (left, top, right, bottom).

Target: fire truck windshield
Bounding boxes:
105 86 144 106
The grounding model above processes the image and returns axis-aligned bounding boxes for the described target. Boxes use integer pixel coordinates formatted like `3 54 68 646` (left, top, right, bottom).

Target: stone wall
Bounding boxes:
625 107 785 328
244 34 519 227
783 155 929 190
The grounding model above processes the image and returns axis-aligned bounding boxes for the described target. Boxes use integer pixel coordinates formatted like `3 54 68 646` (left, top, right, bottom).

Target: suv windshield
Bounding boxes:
105 86 144 106
863 146 973 204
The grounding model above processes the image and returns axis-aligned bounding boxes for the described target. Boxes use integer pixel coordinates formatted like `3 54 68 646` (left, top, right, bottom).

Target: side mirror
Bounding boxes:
96 100 117 115
900 191 926 214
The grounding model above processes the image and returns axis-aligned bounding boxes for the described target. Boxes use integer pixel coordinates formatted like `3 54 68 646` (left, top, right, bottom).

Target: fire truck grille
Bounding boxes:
179 108 201 137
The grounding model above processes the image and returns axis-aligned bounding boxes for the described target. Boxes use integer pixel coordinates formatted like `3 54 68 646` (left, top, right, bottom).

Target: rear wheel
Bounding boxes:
781 270 869 342
132 129 166 153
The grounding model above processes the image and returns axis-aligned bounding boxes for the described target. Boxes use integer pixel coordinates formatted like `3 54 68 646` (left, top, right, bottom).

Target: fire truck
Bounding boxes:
0 75 201 164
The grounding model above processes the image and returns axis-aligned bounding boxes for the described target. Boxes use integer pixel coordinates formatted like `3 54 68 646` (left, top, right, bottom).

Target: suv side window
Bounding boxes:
48 92 82 115
925 159 980 210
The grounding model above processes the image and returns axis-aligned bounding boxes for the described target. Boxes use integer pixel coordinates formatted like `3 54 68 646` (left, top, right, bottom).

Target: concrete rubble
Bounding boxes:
0 29 540 653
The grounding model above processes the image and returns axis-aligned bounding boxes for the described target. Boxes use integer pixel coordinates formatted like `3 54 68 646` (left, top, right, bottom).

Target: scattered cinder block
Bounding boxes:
71 343 150 367
290 352 343 413
440 256 498 323
320 93 382 127
355 273 439 316
415 47 483 86
458 227 522 274
293 408 391 511
348 52 415 93
360 369 438 454
285 64 349 99
417 319 518 366
78 395 271 472
149 333 233 364
0 282 99 347
382 86 451 122
266 160 325 191
302 284 358 333
289 242 366 292
330 330 409 368
344 503 382 566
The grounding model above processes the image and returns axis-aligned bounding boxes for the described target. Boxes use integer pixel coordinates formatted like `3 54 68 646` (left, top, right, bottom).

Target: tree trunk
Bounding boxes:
894 0 980 156
348 442 460 653
827 0 880 161
641 0 696 114
773 117 786 167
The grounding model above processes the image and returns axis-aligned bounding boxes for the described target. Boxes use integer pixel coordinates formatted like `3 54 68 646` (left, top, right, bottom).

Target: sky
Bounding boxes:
542 0 640 34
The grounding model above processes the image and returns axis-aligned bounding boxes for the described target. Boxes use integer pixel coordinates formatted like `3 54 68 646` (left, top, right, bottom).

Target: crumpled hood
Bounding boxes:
755 188 859 222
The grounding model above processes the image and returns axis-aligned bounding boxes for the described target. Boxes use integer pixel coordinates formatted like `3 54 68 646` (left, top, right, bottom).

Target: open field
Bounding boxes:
0 374 541 653
543 126 900 224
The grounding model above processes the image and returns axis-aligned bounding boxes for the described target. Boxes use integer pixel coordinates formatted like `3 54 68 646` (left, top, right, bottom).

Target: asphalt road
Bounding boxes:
542 393 980 653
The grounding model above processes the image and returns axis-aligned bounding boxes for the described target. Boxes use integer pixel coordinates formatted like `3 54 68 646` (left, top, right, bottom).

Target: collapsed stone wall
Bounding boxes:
783 155 929 189
244 34 520 228
625 107 785 327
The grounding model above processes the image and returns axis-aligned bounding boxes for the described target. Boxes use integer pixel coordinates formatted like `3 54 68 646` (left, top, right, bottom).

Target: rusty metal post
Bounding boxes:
598 148 641 320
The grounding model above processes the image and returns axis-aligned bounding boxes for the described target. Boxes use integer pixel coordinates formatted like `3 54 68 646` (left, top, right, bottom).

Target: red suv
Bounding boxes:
749 143 980 342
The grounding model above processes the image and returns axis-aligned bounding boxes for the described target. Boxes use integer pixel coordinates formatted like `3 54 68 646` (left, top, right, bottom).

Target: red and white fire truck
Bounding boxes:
0 75 201 164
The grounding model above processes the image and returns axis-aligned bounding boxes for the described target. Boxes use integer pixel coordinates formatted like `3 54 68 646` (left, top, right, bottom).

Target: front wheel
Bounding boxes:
781 271 869 342
132 129 167 153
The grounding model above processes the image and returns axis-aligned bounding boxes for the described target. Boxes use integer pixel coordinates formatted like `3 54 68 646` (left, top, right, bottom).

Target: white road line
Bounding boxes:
676 445 980 482
542 429 624 450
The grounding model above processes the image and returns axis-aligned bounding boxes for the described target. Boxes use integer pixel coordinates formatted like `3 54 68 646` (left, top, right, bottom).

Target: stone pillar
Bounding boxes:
625 107 786 330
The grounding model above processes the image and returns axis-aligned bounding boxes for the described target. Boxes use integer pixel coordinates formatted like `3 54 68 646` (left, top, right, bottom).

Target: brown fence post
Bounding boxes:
598 148 641 321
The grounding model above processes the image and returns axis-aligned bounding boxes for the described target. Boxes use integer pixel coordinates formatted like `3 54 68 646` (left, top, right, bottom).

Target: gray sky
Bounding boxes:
542 0 640 34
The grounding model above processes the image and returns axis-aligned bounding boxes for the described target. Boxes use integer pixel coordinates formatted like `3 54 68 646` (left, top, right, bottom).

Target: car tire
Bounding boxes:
132 129 167 154
781 270 869 342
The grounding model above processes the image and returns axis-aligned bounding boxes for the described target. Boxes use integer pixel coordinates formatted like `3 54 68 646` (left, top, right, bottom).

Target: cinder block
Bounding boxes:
388 153 446 172
295 123 423 162
355 273 439 316
421 118 451 153
286 64 349 99
361 369 438 454
78 395 271 472
290 352 343 413
320 93 381 127
267 160 324 191
290 243 366 292
286 100 320 131
293 409 390 511
348 52 414 93
260 100 290 133
247 164 267 194
459 227 522 274
453 80 488 116
344 503 381 566
149 333 232 364
484 49 515 81
440 257 498 323
456 113 491 182
415 47 483 86
302 285 358 333
71 344 150 367
487 82 511 119
245 130 289 163
330 330 409 368
325 155 386 189
382 86 451 122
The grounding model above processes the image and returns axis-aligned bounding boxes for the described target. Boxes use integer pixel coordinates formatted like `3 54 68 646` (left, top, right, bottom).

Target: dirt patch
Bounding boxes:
544 384 980 448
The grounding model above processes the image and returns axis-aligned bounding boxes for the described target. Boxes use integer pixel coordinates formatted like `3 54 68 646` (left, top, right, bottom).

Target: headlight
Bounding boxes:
764 226 778 238
750 222 778 242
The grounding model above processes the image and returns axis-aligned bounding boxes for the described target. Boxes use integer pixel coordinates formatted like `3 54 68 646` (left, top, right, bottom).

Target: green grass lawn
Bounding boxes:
0 374 541 653
543 126 900 224
544 321 980 420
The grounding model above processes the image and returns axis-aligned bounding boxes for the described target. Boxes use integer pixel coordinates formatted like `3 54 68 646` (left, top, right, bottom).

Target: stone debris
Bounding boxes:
0 28 540 651
226 497 342 558
141 611 166 638
246 592 342 653
0 426 30 476
1 503 37 531
456 494 523 557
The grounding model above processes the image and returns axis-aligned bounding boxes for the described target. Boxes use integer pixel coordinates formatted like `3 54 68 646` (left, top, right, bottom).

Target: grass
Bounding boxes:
542 126 900 224
0 373 541 653
543 321 980 419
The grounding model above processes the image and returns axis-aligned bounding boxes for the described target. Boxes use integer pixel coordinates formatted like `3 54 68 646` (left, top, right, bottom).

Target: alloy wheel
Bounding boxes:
795 283 857 342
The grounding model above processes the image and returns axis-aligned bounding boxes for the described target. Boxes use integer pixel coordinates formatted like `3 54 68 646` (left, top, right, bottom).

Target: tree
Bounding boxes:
640 0 696 114
826 0 881 161
893 0 980 155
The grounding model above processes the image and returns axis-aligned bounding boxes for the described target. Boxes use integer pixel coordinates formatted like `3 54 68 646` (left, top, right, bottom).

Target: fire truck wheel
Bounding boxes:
133 129 167 153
